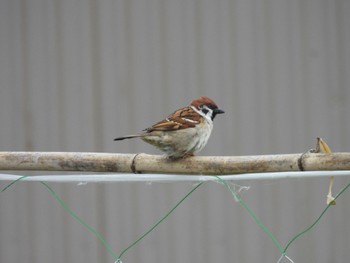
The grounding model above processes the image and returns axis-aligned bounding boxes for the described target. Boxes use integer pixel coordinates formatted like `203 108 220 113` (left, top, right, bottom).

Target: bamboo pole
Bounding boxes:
0 151 350 175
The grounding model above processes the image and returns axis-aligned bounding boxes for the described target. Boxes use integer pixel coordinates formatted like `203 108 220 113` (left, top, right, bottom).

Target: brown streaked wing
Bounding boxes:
144 107 200 132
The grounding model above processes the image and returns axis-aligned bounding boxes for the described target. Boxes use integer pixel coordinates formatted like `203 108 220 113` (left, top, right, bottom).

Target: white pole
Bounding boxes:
1 171 350 183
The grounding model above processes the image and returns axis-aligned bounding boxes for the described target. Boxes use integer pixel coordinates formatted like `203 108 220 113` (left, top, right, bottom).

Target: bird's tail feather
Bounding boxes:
114 134 142 141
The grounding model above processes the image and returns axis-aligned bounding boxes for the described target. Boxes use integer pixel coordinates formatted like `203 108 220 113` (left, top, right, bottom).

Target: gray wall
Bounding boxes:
1 0 350 262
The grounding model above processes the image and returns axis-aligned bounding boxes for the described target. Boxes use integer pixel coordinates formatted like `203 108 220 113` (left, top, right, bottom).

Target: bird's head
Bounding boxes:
190 96 225 120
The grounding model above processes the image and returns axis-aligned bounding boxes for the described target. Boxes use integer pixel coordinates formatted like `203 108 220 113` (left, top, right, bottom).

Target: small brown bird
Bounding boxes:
114 96 224 158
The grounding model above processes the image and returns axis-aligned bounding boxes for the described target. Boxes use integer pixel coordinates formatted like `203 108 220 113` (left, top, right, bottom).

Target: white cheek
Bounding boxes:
206 109 213 119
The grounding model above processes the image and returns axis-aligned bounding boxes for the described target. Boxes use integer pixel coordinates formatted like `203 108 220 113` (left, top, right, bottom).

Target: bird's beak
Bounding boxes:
212 108 224 120
214 108 225 114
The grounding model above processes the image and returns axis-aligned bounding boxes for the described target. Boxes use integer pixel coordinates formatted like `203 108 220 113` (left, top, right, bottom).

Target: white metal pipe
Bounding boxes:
1 171 350 183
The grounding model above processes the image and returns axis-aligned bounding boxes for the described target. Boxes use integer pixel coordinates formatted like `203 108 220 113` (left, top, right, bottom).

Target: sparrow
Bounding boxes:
114 96 224 158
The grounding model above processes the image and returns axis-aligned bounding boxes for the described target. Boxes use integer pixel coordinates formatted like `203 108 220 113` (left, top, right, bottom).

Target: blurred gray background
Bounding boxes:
0 0 350 262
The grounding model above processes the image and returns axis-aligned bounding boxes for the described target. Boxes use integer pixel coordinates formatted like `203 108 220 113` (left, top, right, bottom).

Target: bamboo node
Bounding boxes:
298 151 310 171
131 153 142 174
